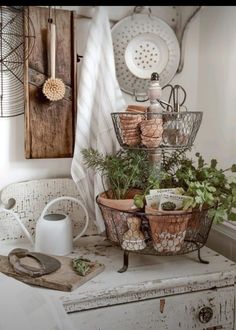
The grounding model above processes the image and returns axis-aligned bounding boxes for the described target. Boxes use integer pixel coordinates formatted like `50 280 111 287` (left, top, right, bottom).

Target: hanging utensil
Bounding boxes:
42 8 65 102
162 84 187 112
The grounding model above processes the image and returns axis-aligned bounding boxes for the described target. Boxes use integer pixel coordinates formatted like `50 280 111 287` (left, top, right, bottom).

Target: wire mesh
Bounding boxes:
111 111 203 150
0 6 35 117
96 197 214 256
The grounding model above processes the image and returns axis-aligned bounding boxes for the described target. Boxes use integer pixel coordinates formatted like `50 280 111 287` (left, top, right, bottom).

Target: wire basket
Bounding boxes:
96 196 214 257
111 111 203 149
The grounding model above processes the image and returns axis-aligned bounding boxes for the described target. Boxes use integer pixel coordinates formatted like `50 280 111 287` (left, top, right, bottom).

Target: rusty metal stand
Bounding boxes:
198 248 209 264
118 251 129 273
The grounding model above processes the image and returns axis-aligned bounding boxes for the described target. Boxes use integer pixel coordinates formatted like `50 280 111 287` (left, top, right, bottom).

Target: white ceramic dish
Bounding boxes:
112 14 180 96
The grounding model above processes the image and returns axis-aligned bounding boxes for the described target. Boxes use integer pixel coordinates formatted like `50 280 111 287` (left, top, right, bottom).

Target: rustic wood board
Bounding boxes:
24 6 77 159
0 254 105 292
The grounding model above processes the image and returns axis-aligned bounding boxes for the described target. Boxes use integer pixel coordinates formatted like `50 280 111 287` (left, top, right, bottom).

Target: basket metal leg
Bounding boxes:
118 251 129 273
198 248 209 264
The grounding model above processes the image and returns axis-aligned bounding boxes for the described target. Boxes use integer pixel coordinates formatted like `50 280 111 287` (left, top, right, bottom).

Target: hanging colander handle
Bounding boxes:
133 6 151 16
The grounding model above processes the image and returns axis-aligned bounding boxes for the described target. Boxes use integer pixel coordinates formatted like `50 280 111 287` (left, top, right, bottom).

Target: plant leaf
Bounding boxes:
231 164 236 172
133 194 144 208
228 212 236 221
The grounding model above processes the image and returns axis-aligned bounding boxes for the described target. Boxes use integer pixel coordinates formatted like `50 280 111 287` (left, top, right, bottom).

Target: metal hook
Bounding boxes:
132 6 151 18
48 6 57 24
77 54 83 63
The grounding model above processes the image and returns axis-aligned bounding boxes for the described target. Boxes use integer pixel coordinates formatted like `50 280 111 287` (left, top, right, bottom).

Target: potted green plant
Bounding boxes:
81 147 153 200
82 147 236 248
159 150 236 223
81 148 156 243
138 149 236 252
133 149 236 222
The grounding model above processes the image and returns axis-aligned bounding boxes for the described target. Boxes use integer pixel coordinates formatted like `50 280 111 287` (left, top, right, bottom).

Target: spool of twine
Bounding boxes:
42 22 65 101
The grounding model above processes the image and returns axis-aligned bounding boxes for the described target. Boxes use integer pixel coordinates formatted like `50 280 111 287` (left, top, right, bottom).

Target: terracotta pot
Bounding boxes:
140 118 163 148
97 189 141 211
126 105 147 113
96 189 141 244
145 206 191 253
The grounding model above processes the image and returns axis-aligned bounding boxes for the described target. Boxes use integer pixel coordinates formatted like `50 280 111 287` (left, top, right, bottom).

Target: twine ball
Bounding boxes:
43 77 66 101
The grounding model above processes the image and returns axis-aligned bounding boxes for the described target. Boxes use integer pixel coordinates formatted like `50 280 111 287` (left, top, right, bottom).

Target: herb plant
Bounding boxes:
145 150 236 223
81 148 153 199
173 152 236 223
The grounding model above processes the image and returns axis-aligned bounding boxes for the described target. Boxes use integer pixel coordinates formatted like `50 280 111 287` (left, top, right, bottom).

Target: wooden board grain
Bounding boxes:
0 254 105 292
24 6 77 159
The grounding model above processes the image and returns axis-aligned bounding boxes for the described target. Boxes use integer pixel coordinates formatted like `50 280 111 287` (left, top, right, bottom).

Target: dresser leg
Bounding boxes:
198 248 209 264
118 251 129 273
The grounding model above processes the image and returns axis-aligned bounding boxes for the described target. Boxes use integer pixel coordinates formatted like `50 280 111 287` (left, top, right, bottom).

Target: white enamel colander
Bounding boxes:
111 13 180 99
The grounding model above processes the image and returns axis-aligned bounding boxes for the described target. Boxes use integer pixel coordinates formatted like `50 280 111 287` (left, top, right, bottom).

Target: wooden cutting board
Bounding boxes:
0 254 105 292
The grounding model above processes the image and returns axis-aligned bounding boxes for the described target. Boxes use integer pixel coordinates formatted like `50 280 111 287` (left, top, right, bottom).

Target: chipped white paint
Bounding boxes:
0 178 98 242
69 287 235 329
0 236 235 329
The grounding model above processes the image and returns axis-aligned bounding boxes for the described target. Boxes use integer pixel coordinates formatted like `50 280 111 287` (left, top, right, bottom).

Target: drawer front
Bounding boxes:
69 286 235 330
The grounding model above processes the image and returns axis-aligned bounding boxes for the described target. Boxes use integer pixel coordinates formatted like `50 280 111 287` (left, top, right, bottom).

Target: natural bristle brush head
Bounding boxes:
43 77 65 101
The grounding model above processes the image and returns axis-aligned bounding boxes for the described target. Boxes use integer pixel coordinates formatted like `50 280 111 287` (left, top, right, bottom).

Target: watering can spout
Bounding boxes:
0 198 34 245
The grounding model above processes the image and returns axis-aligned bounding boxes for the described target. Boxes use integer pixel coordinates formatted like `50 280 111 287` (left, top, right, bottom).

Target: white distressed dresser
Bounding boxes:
1 236 235 330
0 179 236 329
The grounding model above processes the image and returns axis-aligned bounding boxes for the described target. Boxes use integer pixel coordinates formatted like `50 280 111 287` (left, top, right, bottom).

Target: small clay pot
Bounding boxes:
145 206 191 253
126 105 147 113
96 189 142 244
97 189 141 211
140 117 163 147
141 125 163 138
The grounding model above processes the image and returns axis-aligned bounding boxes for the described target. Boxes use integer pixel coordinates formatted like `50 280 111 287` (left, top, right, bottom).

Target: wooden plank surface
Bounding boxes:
0 253 105 292
25 6 76 159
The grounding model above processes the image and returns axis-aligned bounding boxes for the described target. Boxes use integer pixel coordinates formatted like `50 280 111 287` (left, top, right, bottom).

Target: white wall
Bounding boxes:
194 6 236 168
0 116 72 190
196 6 236 259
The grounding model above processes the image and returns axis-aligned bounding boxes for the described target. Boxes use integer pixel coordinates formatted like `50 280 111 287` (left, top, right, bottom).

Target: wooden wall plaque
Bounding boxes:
24 6 77 159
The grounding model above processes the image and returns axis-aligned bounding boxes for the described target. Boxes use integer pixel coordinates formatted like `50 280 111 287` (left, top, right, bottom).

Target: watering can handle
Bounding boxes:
40 196 89 242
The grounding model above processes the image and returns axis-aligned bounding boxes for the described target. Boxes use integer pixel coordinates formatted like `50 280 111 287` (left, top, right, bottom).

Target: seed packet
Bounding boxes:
149 187 184 196
159 193 193 211
145 193 163 209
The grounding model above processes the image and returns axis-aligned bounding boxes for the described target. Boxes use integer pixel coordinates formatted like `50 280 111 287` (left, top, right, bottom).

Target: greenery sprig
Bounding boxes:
81 148 153 199
162 152 236 223
72 257 91 276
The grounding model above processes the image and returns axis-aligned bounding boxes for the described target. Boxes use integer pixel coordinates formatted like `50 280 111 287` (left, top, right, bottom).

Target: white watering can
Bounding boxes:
0 196 89 256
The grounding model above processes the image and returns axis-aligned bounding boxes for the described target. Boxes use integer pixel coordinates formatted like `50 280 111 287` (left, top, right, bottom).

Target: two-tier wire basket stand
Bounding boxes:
97 86 214 273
